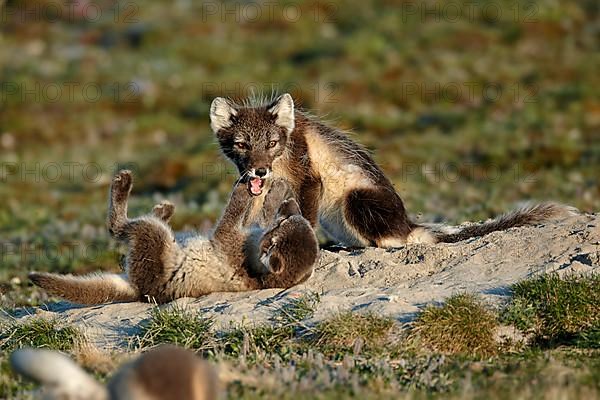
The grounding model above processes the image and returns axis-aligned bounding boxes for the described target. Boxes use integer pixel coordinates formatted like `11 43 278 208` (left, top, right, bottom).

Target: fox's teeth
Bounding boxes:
248 177 264 195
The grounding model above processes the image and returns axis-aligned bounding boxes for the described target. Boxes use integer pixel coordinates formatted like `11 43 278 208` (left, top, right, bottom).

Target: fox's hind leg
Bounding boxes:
124 217 180 303
30 170 179 305
343 188 433 247
274 195 302 220
152 200 175 223
259 198 303 274
107 169 134 238
107 170 180 303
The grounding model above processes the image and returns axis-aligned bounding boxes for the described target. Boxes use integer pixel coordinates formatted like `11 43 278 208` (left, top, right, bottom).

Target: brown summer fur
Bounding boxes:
210 93 577 248
29 170 319 305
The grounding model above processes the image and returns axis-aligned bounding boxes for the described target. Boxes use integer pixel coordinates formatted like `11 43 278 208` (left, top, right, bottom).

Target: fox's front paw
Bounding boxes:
152 201 175 222
277 198 301 219
269 177 289 192
259 228 285 274
112 170 133 198
260 232 277 253
232 181 251 199
266 178 292 200
260 251 282 274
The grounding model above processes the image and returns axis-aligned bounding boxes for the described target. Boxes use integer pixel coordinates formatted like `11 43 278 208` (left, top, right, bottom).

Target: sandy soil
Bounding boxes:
16 213 600 349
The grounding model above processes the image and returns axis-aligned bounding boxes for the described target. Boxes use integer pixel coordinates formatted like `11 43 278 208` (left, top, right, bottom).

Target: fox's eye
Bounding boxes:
267 141 277 148
235 142 249 150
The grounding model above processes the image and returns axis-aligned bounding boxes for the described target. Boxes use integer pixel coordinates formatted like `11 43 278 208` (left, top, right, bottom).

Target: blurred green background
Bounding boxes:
0 0 598 305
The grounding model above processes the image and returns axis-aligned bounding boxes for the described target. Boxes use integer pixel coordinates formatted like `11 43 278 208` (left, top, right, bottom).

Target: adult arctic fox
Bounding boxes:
29 170 318 304
210 93 575 247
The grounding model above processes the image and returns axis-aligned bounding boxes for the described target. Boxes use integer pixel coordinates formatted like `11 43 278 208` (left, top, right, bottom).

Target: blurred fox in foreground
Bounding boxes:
29 170 318 304
11 345 218 400
210 93 577 248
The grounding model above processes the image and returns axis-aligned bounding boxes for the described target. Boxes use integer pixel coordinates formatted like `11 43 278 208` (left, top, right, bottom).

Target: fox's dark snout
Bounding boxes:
255 167 268 177
249 166 271 178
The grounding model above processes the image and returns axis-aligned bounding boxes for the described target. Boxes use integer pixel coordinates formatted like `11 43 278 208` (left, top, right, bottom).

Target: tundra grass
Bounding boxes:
130 278 600 397
310 311 396 355
410 293 499 357
0 318 82 398
504 274 600 346
136 305 215 351
0 317 81 352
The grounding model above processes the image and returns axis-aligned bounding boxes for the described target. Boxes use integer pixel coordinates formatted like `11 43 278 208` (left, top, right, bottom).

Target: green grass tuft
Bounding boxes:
273 291 321 326
410 293 498 357
222 292 321 359
0 318 81 352
574 324 600 349
137 306 214 351
500 297 538 332
221 325 294 359
509 274 600 345
312 311 395 353
0 318 82 398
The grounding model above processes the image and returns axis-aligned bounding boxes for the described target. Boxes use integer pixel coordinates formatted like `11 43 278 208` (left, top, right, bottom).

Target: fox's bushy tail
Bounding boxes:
29 272 139 305
432 202 578 244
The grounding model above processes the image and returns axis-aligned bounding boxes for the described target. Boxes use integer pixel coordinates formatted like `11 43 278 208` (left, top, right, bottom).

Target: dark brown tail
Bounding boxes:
29 272 139 305
434 202 578 243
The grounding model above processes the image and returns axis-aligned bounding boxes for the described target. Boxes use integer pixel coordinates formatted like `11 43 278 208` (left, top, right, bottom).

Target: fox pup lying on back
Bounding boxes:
30 170 318 304
210 93 576 248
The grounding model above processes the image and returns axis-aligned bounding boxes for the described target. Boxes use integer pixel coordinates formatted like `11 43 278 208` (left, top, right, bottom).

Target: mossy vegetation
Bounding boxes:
127 277 600 397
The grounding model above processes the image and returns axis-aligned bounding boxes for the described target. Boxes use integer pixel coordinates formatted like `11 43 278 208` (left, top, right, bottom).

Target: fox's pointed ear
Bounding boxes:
268 93 295 134
210 97 237 133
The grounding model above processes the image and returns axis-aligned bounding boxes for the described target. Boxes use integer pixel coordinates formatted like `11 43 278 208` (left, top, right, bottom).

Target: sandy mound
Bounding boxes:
18 213 600 349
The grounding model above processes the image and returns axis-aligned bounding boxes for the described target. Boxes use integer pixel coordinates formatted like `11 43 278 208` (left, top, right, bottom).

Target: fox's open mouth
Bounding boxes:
248 177 265 196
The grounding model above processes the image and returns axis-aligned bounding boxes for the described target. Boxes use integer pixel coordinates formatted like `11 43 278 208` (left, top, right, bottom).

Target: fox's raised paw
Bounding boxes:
152 201 175 222
266 179 292 200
